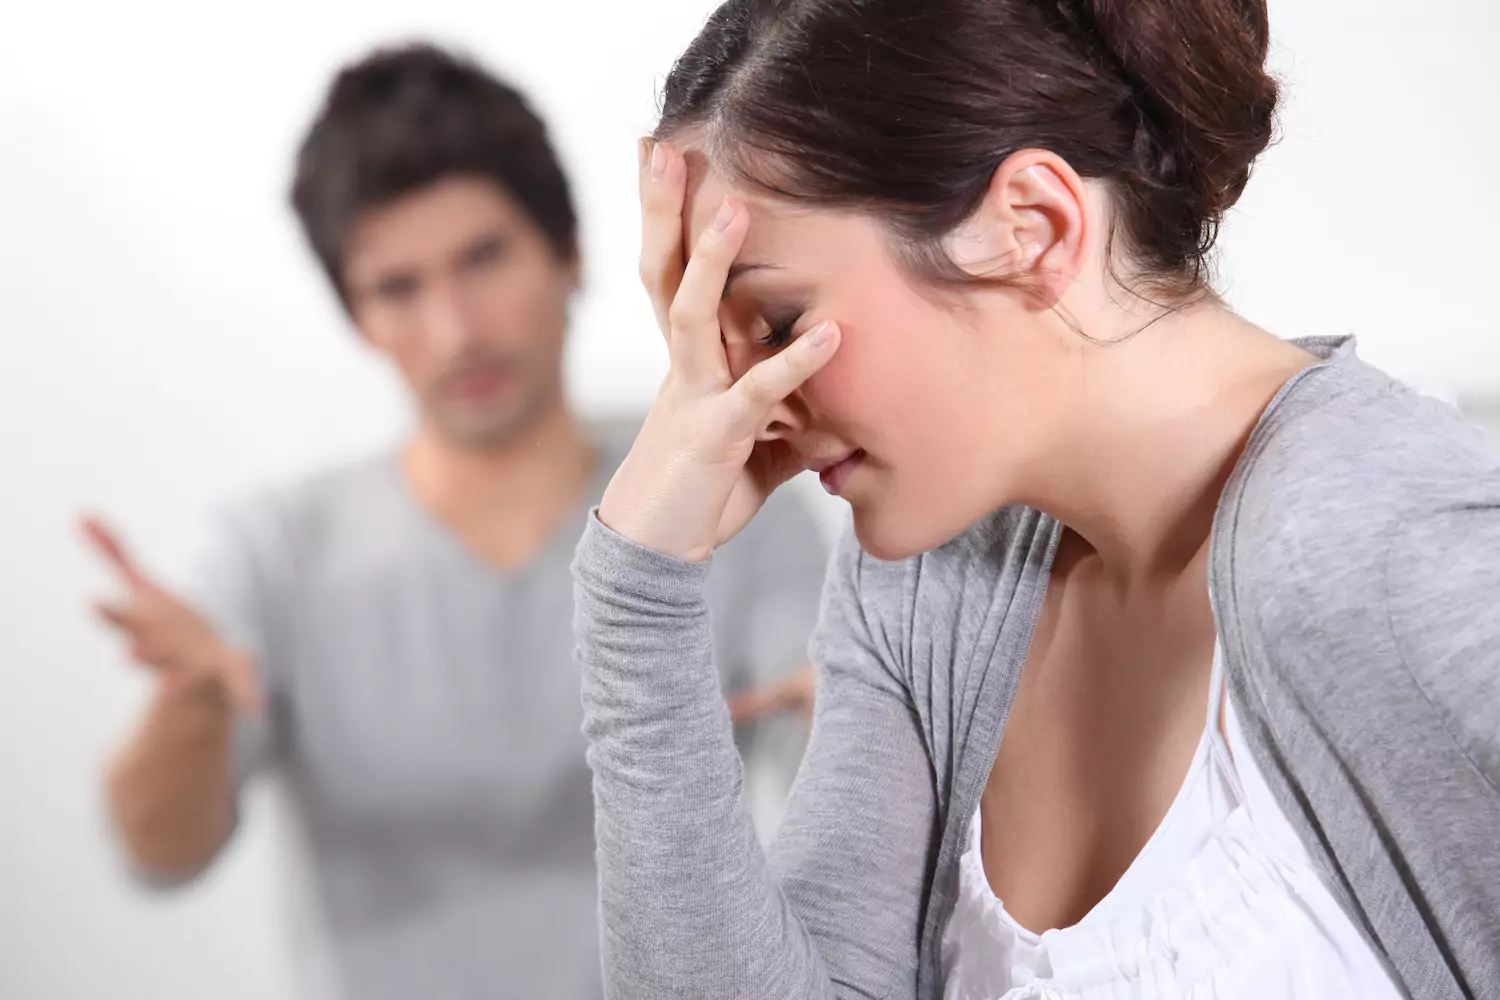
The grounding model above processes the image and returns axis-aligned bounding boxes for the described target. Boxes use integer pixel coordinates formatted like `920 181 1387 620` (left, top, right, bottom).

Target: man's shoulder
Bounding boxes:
714 481 834 597
202 452 406 574
584 415 640 471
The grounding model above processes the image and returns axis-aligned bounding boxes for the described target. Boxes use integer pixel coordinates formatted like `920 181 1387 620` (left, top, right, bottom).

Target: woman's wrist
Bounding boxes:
577 509 714 609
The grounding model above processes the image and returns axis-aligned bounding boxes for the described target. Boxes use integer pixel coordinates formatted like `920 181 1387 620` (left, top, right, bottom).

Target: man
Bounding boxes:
89 43 827 1000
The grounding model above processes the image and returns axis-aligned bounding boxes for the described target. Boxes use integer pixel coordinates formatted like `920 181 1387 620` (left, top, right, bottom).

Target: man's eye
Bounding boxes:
463 235 508 269
375 276 418 302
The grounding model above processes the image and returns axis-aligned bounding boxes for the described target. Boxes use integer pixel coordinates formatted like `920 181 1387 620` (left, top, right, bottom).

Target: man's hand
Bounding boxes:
81 516 261 712
727 664 816 725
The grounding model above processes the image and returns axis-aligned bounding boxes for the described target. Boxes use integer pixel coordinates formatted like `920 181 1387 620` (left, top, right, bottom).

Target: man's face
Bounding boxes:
342 175 578 449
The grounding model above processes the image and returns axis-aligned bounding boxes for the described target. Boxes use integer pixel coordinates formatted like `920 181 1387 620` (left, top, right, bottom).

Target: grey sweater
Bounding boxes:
573 337 1500 1000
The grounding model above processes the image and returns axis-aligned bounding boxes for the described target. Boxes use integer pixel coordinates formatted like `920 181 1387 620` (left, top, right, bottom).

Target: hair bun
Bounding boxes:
661 0 1282 289
1076 0 1279 226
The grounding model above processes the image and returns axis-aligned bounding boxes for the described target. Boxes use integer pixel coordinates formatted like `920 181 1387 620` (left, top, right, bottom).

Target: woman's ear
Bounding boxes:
944 149 1090 309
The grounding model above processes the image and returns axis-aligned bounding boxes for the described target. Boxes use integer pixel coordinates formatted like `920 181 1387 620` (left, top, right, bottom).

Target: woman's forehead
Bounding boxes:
680 155 816 262
681 155 733 244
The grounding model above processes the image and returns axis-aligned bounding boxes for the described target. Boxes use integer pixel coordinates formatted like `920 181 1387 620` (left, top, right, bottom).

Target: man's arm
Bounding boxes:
106 676 242 877
85 515 267 881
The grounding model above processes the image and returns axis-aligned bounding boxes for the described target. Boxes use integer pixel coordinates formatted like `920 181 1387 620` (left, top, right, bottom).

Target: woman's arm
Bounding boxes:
576 519 937 999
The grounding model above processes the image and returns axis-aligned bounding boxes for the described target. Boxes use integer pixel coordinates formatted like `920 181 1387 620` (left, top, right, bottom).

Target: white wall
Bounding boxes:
1 2 1496 997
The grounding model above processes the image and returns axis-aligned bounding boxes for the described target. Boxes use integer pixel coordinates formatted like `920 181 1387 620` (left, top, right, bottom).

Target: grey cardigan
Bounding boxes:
573 337 1500 999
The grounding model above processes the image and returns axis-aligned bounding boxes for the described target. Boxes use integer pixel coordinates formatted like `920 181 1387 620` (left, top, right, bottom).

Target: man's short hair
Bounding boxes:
291 42 578 304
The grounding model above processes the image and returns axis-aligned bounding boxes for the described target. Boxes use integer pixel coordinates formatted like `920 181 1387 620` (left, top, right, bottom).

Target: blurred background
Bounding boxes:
1 1 1497 997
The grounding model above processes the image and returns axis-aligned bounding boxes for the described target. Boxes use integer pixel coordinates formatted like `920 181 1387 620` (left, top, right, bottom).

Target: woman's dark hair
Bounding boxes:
658 0 1278 298
291 42 577 304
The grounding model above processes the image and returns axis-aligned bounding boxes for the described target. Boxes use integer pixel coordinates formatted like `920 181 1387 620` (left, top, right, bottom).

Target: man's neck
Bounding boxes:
402 404 597 572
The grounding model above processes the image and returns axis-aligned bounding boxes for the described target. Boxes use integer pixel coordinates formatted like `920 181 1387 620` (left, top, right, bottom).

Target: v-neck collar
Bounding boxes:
916 336 1356 994
384 441 615 585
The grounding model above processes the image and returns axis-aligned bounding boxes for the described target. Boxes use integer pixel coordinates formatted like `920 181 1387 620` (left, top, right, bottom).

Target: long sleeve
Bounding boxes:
574 513 938 1000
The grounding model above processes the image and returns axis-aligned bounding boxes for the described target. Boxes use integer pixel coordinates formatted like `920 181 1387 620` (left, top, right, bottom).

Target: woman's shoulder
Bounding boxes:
835 502 1047 583
1216 347 1500 661
1218 349 1500 793
1225 351 1498 559
824 505 1053 658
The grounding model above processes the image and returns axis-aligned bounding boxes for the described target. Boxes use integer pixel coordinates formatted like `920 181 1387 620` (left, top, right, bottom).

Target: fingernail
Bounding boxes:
650 142 667 180
713 198 735 231
808 321 832 347
638 138 650 171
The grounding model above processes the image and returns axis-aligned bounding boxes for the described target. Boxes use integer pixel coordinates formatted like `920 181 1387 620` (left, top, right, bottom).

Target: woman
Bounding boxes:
573 1 1500 997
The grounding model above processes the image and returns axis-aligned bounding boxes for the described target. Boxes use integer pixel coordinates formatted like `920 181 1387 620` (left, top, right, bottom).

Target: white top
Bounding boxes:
941 645 1408 1000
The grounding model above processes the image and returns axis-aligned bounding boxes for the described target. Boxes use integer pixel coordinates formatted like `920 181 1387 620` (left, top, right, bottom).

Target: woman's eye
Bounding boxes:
759 320 796 349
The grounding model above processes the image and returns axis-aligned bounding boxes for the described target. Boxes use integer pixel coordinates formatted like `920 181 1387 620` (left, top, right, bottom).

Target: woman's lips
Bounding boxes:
808 450 867 496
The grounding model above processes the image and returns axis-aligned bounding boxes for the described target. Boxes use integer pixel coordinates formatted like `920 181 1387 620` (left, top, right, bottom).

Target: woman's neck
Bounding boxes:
1019 303 1315 585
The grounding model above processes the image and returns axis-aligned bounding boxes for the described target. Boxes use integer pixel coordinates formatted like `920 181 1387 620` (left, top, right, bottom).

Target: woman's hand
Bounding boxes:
599 141 840 562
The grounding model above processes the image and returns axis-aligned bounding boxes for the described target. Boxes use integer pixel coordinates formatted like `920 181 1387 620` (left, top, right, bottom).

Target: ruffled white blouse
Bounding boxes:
941 645 1407 1000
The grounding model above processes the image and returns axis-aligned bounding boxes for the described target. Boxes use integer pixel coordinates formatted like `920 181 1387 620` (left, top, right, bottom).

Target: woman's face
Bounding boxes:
684 166 1079 560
